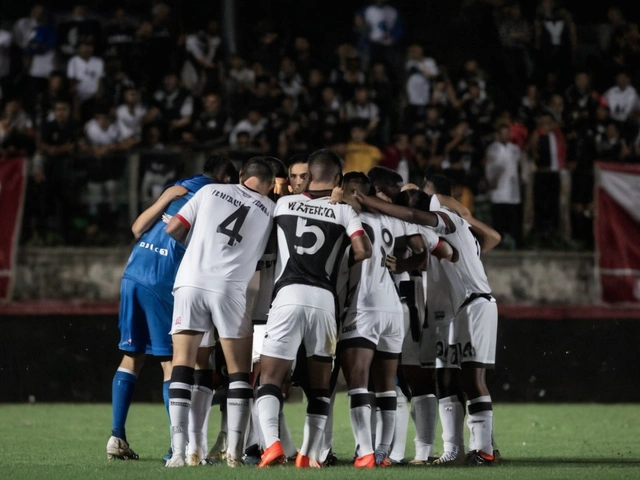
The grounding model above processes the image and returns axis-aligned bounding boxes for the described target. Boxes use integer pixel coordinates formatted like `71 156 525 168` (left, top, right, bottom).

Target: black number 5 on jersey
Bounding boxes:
217 206 249 246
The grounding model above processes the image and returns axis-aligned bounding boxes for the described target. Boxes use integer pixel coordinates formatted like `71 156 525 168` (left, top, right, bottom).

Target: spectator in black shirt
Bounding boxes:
186 92 230 147
153 72 194 142
104 8 137 70
57 3 104 62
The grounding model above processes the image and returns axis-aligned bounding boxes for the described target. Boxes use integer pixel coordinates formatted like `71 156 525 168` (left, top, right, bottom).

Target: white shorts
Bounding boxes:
432 322 461 369
261 285 337 361
252 323 267 364
418 323 450 368
340 310 404 355
171 286 251 345
456 298 498 367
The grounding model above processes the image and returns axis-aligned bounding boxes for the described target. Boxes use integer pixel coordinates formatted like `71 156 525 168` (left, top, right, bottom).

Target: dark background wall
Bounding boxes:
1 313 638 403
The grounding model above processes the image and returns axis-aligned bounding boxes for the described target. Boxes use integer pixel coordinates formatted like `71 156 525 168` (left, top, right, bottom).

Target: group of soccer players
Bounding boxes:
106 147 501 469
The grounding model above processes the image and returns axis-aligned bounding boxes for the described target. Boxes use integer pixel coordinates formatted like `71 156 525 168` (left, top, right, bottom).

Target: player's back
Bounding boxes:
122 174 215 295
351 212 406 314
273 194 362 298
174 183 275 297
436 207 491 305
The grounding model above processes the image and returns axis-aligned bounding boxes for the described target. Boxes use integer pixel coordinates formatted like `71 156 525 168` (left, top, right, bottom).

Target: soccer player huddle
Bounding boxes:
106 148 501 469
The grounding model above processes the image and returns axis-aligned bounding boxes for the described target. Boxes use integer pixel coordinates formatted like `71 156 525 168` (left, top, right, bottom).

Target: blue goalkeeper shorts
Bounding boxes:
118 278 173 356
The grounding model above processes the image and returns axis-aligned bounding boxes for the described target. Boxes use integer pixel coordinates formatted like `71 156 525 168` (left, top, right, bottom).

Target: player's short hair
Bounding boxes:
368 166 403 198
241 157 275 184
263 156 288 179
342 171 373 196
308 149 343 184
397 189 432 212
203 153 237 184
288 153 308 168
423 173 452 196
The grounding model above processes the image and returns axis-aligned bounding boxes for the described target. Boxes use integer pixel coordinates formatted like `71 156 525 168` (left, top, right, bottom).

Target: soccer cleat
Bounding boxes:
374 449 391 467
354 453 375 468
258 441 286 467
227 456 243 468
106 436 139 460
186 453 203 466
493 449 501 464
408 458 429 465
323 449 338 466
295 452 310 468
206 431 228 461
431 447 465 466
165 454 185 467
163 447 172 462
243 443 262 465
465 450 495 466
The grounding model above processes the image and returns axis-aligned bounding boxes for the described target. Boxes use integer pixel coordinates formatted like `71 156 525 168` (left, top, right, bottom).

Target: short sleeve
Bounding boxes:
420 227 440 252
175 186 207 229
402 220 420 238
343 205 365 238
431 209 457 235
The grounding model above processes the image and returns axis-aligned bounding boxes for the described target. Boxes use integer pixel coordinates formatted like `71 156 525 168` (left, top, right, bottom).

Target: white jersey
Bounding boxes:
67 55 104 101
116 104 147 140
273 194 364 298
173 184 275 299
435 206 492 310
348 213 415 314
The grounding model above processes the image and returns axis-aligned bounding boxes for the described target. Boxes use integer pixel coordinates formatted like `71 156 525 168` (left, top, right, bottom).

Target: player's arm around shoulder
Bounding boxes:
131 185 188 239
342 203 372 263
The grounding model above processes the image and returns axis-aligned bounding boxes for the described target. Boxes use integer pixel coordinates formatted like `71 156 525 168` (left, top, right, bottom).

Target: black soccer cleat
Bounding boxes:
465 450 495 466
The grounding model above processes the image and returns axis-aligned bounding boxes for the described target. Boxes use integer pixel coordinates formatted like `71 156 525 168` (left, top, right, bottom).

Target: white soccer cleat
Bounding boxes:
431 447 465 466
165 454 186 467
106 436 139 460
206 431 228 461
227 456 242 468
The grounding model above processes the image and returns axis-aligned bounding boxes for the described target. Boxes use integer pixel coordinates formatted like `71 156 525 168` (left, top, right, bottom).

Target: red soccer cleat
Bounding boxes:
258 441 286 468
354 453 375 468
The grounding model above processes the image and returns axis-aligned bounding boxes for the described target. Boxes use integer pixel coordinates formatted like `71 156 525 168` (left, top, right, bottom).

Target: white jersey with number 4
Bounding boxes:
173 184 275 298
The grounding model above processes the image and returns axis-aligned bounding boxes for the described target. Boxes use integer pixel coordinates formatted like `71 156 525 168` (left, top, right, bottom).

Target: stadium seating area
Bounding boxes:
0 0 639 248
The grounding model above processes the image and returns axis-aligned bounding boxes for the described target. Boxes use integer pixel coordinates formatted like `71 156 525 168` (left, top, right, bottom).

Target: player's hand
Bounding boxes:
330 186 344 204
162 213 173 224
354 191 372 206
385 255 397 273
273 180 288 198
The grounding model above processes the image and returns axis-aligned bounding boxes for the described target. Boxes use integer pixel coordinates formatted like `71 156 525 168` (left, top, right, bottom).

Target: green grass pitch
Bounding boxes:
2 395 640 480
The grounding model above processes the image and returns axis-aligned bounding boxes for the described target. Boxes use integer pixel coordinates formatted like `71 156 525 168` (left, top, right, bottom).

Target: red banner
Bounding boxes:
596 163 640 304
0 158 27 303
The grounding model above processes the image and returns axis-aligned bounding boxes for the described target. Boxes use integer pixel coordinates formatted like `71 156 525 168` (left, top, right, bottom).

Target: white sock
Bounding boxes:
319 388 337 462
188 385 213 455
226 378 253 461
168 368 194 458
467 396 493 455
244 403 261 451
299 391 330 462
279 411 297 458
348 388 373 457
255 384 282 449
375 390 397 455
439 395 465 455
411 393 437 460
389 386 409 462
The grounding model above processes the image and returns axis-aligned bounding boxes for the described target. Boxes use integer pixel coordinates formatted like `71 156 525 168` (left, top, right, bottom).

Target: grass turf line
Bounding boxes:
2 395 640 480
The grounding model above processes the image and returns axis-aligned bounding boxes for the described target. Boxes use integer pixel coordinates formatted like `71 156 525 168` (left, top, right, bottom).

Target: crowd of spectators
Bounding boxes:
0 0 639 248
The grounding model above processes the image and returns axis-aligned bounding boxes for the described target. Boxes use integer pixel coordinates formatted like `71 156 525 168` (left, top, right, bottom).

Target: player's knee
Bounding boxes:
307 388 331 416
121 352 145 374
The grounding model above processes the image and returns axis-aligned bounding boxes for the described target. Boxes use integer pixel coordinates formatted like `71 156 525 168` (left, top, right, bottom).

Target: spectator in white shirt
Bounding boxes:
343 86 380 137
67 38 105 103
603 71 640 123
486 123 522 248
116 87 157 148
81 109 121 219
228 108 268 149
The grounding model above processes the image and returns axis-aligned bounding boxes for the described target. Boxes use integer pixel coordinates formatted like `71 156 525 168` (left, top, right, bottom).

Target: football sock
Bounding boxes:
467 396 493 455
111 367 137 441
188 369 214 456
226 373 253 461
375 390 397 455
348 388 373 457
279 410 297 458
256 383 283 449
168 366 195 457
319 388 337 462
369 392 378 448
411 393 437 460
439 395 465 455
300 389 330 462
162 380 170 416
389 386 409 462
245 403 261 452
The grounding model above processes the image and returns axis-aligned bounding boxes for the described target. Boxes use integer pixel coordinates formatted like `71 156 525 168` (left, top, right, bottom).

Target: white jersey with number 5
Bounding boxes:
273 194 364 299
173 184 275 298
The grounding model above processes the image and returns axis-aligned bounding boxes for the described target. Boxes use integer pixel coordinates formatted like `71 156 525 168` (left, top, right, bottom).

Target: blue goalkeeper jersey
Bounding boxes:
121 174 215 297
